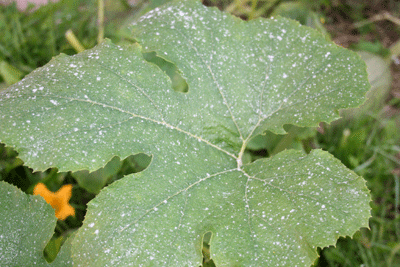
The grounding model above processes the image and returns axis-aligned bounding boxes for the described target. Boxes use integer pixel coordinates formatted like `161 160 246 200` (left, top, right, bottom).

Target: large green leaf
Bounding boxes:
0 1 371 266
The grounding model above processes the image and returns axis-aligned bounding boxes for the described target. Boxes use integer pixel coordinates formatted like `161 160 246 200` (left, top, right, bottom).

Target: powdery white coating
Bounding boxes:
0 182 57 266
0 1 370 267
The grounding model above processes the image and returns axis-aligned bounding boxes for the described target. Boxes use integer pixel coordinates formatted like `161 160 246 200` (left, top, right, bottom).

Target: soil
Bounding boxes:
323 1 400 104
321 1 400 175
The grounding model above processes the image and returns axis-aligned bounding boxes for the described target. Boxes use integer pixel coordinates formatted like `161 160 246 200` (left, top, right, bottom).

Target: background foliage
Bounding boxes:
0 0 399 266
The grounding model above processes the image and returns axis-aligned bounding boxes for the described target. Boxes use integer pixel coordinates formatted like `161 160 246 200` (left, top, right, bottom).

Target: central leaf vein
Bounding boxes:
27 94 237 159
174 28 244 142
243 175 259 256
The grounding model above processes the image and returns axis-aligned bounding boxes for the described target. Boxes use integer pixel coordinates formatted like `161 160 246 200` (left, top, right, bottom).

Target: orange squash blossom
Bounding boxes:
33 183 75 220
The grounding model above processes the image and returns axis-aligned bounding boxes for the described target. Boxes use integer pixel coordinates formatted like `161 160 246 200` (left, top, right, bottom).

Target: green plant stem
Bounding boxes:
98 0 104 44
395 174 400 240
373 148 400 166
65 29 85 53
352 152 376 172
256 0 281 18
248 0 258 20
387 242 400 266
354 11 400 28
225 0 241 13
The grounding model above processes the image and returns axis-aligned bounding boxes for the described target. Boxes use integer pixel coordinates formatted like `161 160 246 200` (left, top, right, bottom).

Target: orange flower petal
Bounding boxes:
56 203 75 220
33 182 75 220
33 182 54 200
56 184 73 200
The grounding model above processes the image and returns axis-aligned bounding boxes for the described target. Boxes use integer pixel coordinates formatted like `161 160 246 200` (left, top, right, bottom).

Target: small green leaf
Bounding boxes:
0 1 371 266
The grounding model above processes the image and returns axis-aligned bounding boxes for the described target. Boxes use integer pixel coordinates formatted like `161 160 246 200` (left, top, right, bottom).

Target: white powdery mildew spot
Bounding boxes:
49 100 58 105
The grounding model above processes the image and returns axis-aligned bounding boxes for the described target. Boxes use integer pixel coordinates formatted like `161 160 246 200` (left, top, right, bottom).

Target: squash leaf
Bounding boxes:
0 1 371 266
0 181 74 266
0 181 57 266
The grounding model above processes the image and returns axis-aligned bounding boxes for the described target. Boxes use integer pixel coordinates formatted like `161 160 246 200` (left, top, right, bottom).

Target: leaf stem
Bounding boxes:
249 0 258 20
97 0 104 44
237 136 251 169
65 29 85 53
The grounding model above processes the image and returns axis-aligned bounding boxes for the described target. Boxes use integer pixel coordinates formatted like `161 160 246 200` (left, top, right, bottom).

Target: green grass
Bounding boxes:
312 113 400 267
0 0 399 265
0 0 97 83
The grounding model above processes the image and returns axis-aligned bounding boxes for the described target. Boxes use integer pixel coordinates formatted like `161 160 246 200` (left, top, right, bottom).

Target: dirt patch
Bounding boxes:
323 1 400 110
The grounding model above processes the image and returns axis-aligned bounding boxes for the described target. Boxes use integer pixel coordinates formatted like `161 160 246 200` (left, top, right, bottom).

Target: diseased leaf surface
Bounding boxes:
0 181 56 266
0 1 370 266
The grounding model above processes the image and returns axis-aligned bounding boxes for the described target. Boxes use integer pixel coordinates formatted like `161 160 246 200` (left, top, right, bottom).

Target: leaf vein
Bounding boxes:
174 28 244 141
93 59 166 121
118 168 238 233
25 94 237 159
